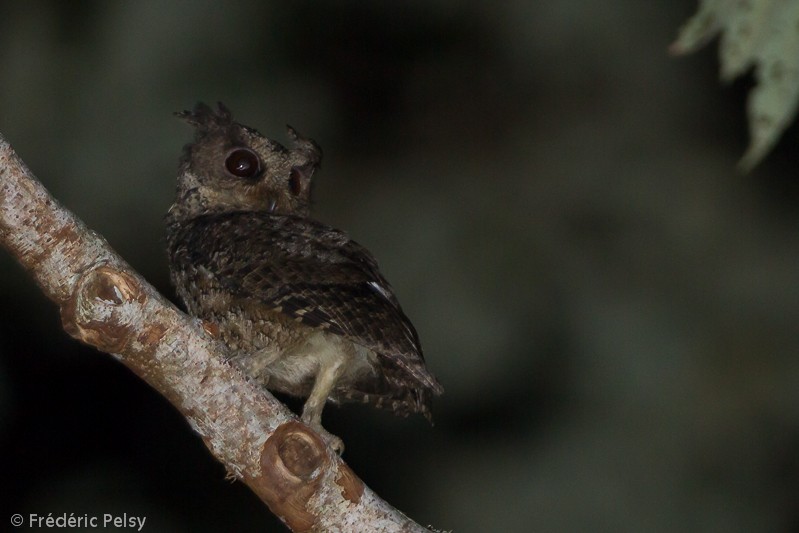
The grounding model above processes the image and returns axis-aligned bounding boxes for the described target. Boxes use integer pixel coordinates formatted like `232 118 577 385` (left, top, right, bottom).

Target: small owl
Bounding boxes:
165 102 443 452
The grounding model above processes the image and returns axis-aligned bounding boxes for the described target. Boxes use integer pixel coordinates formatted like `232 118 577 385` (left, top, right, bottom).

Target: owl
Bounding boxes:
165 102 443 452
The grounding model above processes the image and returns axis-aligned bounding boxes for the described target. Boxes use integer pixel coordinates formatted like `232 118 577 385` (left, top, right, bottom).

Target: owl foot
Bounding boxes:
316 425 345 455
300 353 347 453
301 412 344 454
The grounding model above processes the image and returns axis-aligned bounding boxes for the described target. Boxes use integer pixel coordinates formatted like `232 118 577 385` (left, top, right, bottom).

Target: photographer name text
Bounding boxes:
11 513 146 530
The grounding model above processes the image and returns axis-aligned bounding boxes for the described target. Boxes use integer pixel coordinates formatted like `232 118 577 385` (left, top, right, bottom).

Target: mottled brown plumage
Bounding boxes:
165 102 443 451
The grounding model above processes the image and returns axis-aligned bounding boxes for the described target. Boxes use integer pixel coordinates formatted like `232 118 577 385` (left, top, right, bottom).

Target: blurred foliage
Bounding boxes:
673 0 799 170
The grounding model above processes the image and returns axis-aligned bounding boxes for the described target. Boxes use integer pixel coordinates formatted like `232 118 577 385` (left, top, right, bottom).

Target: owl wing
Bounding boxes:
172 212 443 395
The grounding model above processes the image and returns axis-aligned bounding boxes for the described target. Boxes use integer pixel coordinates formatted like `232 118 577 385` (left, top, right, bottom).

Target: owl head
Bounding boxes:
169 102 321 221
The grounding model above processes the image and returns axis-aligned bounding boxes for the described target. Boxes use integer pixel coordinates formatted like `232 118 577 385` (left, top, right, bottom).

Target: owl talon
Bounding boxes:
317 427 345 455
302 414 344 454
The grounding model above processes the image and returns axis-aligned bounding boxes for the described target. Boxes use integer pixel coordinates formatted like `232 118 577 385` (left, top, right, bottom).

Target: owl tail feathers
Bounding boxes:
335 374 442 424
336 387 436 423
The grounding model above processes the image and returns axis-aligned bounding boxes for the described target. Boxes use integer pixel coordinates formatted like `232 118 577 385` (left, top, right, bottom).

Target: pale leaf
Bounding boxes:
672 0 799 170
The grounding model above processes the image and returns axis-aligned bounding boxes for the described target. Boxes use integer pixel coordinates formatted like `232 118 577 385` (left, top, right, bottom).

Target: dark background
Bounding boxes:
2 2 799 532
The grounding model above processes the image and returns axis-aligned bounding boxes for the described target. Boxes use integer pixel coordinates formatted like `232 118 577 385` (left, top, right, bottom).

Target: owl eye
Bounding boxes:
225 148 261 178
289 168 302 196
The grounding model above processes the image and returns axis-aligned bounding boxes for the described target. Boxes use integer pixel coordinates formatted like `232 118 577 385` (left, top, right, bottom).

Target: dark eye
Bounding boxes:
289 168 302 196
225 148 261 178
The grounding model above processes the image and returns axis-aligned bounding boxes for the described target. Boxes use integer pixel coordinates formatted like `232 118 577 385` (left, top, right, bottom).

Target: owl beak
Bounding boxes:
267 197 278 213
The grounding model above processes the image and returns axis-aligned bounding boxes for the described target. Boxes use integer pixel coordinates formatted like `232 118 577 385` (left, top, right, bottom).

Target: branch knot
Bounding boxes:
62 264 145 352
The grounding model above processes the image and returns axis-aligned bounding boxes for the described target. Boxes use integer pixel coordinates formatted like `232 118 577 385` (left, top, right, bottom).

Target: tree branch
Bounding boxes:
0 133 431 532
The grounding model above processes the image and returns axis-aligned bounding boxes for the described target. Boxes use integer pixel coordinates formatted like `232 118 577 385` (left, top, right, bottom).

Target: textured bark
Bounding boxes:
0 133 431 533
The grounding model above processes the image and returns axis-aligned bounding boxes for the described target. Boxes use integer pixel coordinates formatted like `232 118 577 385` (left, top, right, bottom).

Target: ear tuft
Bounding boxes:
286 124 322 168
175 102 233 134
